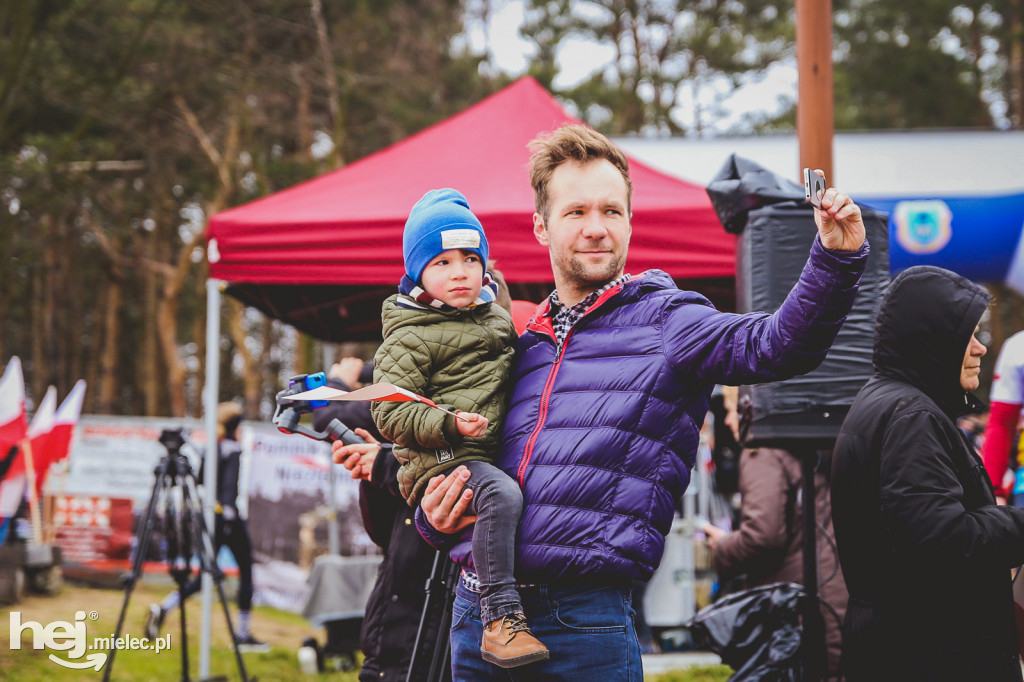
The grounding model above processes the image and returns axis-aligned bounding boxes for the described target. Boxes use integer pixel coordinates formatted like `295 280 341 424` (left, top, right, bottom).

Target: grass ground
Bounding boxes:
1 579 731 681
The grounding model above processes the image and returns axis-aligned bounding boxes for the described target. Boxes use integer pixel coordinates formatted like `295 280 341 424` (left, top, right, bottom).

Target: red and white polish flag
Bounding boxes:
0 357 27 459
28 380 86 496
0 357 28 517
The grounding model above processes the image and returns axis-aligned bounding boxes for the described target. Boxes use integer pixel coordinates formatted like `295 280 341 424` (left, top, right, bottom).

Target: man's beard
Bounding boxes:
565 251 624 288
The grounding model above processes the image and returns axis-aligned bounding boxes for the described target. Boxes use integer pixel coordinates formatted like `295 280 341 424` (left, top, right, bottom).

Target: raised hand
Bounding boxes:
328 356 365 387
811 169 866 252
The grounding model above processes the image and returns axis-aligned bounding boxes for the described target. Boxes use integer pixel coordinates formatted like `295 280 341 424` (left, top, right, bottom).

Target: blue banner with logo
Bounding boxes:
861 192 1024 286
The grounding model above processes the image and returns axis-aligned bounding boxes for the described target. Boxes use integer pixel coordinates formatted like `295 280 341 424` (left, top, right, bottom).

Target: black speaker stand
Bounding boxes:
769 438 834 682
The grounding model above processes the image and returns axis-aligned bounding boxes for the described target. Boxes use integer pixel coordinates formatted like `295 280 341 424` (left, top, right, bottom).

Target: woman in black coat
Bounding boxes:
313 363 445 682
831 265 1024 681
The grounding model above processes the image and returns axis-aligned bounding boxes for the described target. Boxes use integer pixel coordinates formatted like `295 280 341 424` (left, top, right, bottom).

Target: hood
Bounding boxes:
873 266 990 416
630 269 677 295
612 269 681 305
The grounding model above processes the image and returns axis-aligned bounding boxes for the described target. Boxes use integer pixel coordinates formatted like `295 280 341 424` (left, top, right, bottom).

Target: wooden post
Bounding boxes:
796 0 835 184
796 10 835 680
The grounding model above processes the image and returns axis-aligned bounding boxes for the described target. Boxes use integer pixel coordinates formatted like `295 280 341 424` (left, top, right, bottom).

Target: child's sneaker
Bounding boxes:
480 612 549 668
236 635 271 653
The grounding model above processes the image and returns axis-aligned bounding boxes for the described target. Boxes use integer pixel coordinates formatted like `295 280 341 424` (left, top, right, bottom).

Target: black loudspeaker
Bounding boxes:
736 203 890 447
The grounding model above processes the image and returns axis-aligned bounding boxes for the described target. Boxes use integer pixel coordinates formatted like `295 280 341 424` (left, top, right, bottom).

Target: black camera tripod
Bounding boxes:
103 428 249 682
407 551 457 682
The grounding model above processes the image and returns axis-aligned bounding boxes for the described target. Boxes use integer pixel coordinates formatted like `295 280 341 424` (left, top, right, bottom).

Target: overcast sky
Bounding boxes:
459 0 799 136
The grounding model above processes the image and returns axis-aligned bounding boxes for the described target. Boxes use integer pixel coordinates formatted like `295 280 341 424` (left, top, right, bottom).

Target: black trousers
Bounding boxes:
181 514 254 611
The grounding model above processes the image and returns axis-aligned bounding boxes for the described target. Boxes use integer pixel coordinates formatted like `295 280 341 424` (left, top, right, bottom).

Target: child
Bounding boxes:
370 188 548 669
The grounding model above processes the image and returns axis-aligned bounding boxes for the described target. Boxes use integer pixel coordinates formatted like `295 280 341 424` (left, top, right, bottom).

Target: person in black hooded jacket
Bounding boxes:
312 358 445 682
831 265 1024 681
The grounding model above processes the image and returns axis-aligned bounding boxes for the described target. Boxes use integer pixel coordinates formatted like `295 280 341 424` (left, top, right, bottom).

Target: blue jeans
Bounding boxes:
458 460 524 625
449 578 642 681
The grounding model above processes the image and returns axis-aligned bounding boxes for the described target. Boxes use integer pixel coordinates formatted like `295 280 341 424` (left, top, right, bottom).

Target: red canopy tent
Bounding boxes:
205 76 735 341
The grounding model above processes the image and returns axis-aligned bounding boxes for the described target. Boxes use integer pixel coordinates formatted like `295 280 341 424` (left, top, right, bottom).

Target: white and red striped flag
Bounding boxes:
25 386 57 439
0 357 28 518
27 380 85 496
20 385 57 504
0 357 27 462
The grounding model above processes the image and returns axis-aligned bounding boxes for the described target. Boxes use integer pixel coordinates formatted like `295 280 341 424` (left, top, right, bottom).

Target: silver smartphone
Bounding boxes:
803 168 826 209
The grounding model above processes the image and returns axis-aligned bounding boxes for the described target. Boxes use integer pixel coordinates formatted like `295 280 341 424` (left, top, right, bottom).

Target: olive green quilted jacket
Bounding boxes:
371 294 516 505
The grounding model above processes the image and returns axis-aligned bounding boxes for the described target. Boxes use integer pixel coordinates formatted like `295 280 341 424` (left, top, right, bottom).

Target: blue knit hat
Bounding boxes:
403 189 488 284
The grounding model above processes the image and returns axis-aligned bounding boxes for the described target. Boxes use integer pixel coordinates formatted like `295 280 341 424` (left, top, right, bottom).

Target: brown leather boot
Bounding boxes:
480 611 550 668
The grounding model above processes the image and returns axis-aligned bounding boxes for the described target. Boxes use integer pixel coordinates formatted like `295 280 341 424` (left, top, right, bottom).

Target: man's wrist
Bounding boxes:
415 505 457 551
815 233 869 260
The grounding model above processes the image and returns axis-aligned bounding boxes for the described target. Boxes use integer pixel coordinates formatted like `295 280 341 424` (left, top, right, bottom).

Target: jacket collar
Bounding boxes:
526 272 657 338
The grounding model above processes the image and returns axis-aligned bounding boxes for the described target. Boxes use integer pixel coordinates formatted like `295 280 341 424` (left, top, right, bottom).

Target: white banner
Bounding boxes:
46 416 203 508
42 416 377 614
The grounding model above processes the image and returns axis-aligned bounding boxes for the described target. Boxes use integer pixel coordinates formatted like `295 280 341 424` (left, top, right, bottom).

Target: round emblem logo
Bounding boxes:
894 200 952 255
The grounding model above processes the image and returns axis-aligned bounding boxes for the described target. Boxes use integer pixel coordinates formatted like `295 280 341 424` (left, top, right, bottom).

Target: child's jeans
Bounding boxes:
454 459 524 626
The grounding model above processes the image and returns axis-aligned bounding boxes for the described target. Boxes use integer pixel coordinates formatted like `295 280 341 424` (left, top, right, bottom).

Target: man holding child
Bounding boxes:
341 123 868 680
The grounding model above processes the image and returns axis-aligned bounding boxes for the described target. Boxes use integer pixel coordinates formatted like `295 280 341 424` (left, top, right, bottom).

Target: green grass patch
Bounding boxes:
647 664 734 682
1 580 728 680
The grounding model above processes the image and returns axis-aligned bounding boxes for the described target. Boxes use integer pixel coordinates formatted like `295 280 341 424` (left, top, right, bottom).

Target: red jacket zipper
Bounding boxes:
517 329 572 484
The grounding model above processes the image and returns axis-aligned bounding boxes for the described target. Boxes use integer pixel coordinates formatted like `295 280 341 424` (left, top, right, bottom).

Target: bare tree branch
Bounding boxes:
174 93 232 189
311 0 342 166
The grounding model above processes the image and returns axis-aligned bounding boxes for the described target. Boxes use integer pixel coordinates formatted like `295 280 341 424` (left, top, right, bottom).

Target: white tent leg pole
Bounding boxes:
200 279 222 678
320 341 340 555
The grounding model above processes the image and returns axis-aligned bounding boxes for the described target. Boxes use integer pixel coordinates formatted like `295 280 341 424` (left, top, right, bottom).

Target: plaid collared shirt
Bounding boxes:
546 274 631 346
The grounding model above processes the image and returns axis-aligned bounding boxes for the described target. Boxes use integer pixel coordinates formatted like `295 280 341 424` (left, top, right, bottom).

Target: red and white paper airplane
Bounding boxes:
285 382 469 421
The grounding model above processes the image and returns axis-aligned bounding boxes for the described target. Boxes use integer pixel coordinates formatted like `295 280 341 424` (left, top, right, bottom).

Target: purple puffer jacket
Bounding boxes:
420 237 868 584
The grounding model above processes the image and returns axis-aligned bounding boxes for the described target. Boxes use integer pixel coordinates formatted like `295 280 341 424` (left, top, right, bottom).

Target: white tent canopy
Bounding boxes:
613 129 1024 197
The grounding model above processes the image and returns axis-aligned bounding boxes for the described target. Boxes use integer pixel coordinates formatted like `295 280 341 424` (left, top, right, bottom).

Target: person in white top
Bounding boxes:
982 330 1024 501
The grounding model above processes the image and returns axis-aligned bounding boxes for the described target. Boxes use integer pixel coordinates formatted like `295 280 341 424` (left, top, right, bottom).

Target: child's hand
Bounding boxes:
456 411 488 437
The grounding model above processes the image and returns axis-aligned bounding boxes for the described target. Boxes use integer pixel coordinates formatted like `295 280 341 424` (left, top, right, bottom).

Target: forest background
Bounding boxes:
2 0 1023 420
